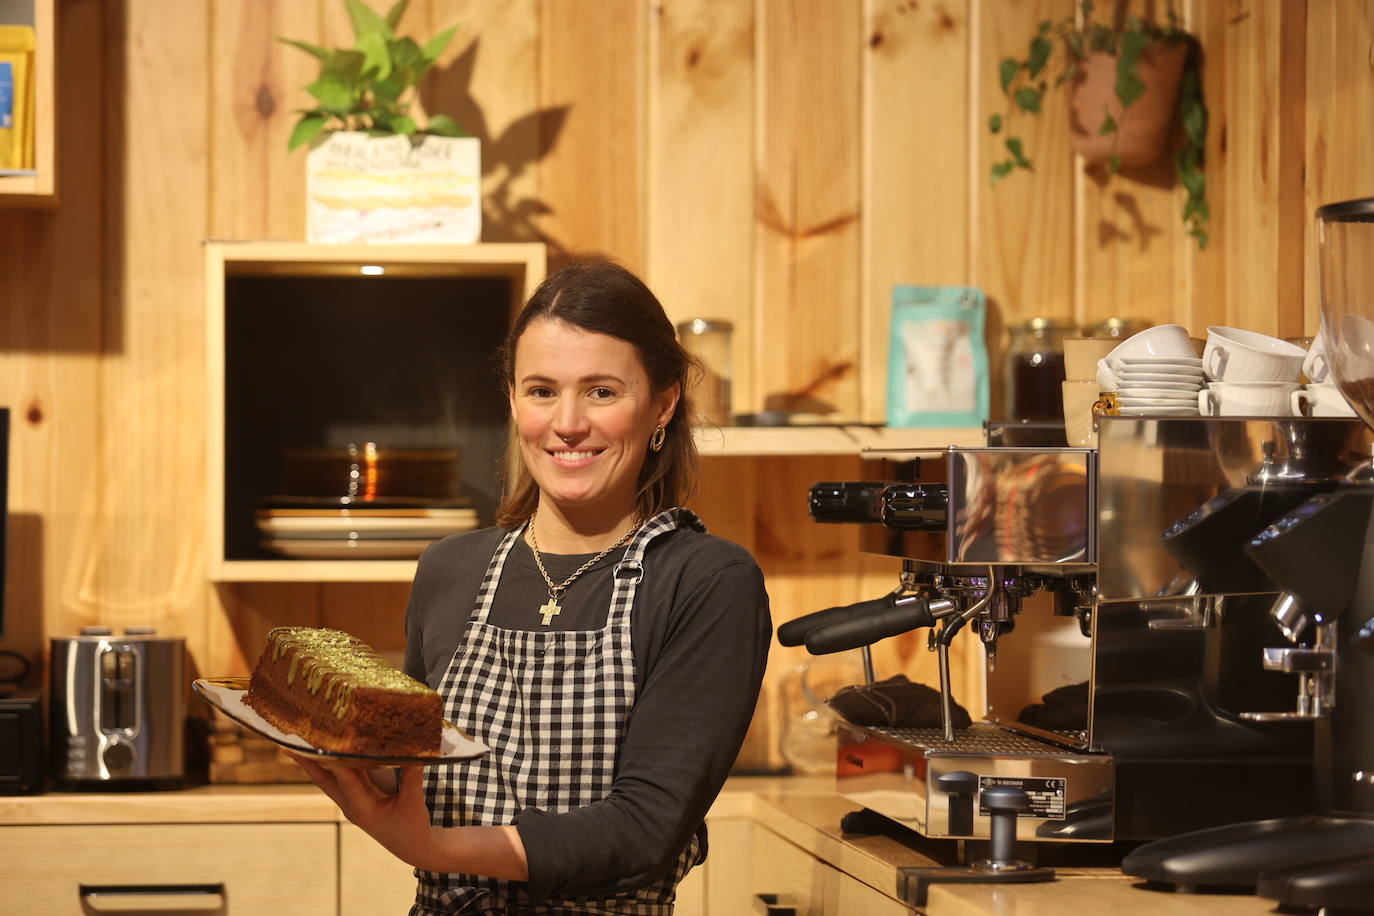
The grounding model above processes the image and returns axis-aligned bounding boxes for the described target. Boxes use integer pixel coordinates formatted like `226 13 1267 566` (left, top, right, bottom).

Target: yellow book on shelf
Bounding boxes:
0 25 35 171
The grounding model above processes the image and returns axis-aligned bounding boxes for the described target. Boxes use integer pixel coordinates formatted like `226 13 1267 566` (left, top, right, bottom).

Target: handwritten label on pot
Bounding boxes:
978 776 1067 820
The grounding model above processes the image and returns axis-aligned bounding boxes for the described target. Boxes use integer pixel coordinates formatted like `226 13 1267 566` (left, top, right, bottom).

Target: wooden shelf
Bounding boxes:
693 425 984 456
0 0 54 203
204 241 547 584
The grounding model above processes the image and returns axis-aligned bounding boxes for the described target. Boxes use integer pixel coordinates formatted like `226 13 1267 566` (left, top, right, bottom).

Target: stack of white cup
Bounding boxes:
1095 324 1203 415
1292 330 1357 417
1197 326 1307 416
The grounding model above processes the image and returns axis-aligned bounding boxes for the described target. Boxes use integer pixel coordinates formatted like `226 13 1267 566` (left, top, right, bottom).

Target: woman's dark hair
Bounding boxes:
495 257 700 528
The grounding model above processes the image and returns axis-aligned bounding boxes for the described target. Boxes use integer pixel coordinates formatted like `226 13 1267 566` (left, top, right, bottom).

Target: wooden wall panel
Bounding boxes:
423 0 544 246
536 0 646 270
974 0 1075 418
756 0 862 420
0 0 106 672
860 0 971 423
647 0 756 415
208 1 316 240
84 0 210 659
1303 1 1374 331
1075 0 1190 333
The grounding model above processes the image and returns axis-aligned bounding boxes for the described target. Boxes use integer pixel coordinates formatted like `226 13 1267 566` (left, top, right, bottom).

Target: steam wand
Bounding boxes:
934 566 1000 742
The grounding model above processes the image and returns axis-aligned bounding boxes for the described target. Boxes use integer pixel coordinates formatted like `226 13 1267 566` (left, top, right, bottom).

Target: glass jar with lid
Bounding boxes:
676 318 734 425
1006 317 1077 421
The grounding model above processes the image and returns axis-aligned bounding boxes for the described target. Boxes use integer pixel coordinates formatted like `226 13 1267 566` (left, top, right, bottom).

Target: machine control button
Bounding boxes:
102 742 134 771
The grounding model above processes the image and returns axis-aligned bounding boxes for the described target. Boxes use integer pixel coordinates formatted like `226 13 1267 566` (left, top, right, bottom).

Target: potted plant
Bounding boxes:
282 0 480 244
988 0 1209 248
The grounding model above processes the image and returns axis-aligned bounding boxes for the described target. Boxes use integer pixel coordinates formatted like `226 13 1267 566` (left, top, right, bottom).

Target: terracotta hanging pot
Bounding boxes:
1068 42 1188 167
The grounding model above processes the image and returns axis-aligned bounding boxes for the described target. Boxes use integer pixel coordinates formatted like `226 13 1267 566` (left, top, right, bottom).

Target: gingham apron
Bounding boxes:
413 508 706 915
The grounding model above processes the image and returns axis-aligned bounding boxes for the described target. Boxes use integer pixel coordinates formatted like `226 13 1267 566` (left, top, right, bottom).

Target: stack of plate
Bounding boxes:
257 498 479 559
260 444 478 560
1109 357 1204 416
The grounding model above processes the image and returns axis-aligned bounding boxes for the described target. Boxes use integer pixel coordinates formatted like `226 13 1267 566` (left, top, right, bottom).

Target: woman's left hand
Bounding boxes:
288 754 440 870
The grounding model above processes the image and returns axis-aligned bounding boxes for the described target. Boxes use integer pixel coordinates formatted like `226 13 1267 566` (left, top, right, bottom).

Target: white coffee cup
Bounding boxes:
1203 326 1306 382
1106 324 1197 363
1198 381 1301 416
1061 380 1100 447
1291 385 1357 417
1303 329 1331 385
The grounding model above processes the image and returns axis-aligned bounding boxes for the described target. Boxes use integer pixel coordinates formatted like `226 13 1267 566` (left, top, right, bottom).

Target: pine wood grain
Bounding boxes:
974 0 1076 420
647 0 756 414
1303 0 1374 330
208 0 316 239
536 0 646 270
756 0 863 421
0 0 105 670
861 0 972 423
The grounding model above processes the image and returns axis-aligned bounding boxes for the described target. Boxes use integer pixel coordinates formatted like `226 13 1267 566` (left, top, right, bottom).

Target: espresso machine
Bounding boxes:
786 406 1374 904
1117 199 1374 911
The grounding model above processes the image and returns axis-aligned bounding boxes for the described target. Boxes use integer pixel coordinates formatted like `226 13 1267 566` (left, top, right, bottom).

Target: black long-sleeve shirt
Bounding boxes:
403 523 771 902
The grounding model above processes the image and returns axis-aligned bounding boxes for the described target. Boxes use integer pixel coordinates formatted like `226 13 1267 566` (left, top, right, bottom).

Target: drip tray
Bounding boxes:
837 722 1116 842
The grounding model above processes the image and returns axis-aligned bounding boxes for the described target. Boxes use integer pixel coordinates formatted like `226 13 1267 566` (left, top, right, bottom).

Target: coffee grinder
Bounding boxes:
1122 198 1374 910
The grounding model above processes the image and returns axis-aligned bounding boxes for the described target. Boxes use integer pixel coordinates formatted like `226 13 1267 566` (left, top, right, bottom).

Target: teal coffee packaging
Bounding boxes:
886 286 989 427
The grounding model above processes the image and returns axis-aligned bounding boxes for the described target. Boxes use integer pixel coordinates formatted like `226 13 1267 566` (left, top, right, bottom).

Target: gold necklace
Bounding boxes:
527 510 642 625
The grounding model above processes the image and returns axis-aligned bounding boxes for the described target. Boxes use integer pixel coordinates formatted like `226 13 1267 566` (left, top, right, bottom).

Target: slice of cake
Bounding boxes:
244 626 442 756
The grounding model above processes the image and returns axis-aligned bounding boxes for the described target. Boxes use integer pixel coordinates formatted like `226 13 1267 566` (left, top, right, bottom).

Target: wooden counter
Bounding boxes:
0 776 1284 915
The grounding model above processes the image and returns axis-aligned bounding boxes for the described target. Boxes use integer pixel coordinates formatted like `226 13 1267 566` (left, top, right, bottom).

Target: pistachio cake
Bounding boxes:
244 626 442 756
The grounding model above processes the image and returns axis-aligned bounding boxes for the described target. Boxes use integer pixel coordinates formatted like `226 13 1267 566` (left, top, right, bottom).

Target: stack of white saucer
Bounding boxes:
1095 324 1203 415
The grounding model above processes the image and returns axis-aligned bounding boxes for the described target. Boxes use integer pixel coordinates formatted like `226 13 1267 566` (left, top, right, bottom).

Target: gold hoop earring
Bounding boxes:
650 425 666 452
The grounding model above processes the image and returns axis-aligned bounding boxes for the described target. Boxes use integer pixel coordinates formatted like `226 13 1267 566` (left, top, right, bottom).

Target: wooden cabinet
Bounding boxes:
0 0 54 202
705 815 911 916
0 823 336 914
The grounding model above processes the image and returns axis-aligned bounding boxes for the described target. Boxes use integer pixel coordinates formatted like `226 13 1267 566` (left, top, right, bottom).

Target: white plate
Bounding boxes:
1117 406 1201 416
1116 386 1200 398
262 538 435 559
257 516 478 538
192 677 488 766
1115 356 1203 367
1118 397 1199 407
1117 380 1199 392
1117 371 1205 383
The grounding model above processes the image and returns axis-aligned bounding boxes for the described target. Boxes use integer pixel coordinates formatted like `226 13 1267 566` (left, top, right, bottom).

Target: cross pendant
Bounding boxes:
539 596 562 626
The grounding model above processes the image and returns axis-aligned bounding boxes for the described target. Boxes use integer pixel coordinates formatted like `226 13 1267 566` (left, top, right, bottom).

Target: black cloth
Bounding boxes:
828 674 972 729
404 524 771 902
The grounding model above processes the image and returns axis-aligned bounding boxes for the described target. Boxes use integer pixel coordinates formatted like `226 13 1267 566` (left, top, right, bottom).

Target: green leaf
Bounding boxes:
306 72 354 110
1027 35 1052 78
345 0 388 41
1107 153 1121 174
1006 137 1031 169
1116 31 1148 107
425 113 468 137
390 36 425 74
278 38 330 62
1065 32 1085 60
287 114 328 152
1181 99 1207 147
1116 68 1146 109
988 113 1003 134
991 160 1016 184
356 30 392 79
1098 111 1117 135
422 24 459 66
999 57 1019 95
1038 19 1053 34
371 78 403 104
1014 87 1042 114
393 114 417 135
328 49 366 82
384 0 410 31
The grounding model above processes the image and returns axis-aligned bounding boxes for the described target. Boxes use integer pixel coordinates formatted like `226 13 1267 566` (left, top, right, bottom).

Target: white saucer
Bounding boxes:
1117 406 1201 416
1116 380 1199 392
1116 387 1199 399
1118 397 1199 407
1114 356 1203 367
1117 371 1205 384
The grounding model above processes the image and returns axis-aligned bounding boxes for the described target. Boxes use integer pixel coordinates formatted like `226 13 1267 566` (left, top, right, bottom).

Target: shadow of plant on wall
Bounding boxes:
421 39 570 258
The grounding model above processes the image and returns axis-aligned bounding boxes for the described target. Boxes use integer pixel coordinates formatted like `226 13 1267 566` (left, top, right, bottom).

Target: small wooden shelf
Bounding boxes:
693 425 984 456
0 0 54 203
205 241 547 584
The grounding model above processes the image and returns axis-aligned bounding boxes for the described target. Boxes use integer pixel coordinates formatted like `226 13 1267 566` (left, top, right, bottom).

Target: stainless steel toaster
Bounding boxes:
49 628 186 789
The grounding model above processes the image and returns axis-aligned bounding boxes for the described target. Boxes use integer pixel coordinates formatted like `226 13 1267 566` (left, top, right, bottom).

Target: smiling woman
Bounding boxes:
291 257 772 916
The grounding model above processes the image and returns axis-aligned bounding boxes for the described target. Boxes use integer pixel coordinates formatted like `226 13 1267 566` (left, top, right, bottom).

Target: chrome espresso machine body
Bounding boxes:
801 416 1373 848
